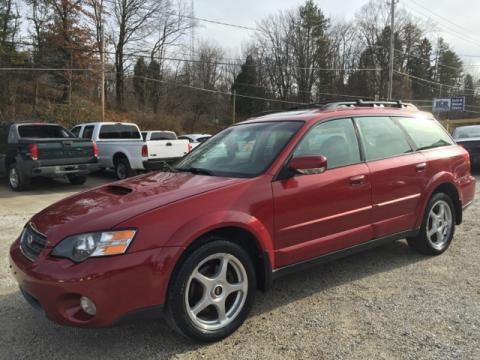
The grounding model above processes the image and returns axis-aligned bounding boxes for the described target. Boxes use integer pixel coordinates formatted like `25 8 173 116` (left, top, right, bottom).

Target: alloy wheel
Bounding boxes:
185 253 248 331
426 200 453 250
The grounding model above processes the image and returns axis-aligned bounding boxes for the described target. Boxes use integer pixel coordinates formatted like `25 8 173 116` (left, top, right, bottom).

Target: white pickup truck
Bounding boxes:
71 123 190 179
141 131 190 170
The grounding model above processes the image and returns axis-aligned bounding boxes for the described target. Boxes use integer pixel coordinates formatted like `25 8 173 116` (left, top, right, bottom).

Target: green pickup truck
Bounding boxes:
0 122 98 191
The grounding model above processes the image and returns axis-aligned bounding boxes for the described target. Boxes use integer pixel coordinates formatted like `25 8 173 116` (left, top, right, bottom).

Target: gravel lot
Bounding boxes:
0 171 479 360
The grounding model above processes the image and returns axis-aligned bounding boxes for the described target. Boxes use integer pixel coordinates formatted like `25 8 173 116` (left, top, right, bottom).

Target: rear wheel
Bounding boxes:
407 193 456 255
8 163 30 191
166 239 256 342
114 157 134 180
67 174 87 185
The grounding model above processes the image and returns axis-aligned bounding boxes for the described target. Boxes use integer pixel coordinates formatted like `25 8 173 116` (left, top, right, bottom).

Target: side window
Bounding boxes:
294 118 361 169
71 126 81 137
0 126 6 143
82 126 94 139
396 117 454 150
355 117 412 161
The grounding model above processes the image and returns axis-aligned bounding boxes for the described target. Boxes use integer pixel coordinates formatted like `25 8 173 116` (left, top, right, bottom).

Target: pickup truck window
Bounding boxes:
82 126 94 139
18 125 73 139
71 126 81 137
99 124 141 139
151 132 177 141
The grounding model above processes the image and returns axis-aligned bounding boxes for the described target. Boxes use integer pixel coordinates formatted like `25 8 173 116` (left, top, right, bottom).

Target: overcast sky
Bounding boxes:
194 0 480 72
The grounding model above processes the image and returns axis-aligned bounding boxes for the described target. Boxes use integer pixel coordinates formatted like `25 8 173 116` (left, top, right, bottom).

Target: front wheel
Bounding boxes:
165 240 256 342
407 193 456 255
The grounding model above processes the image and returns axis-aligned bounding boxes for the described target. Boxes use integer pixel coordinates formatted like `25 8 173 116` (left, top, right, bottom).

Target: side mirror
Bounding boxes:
289 155 327 175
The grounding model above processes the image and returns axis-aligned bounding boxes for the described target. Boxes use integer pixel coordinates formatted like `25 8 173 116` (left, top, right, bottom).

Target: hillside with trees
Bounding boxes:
0 0 478 132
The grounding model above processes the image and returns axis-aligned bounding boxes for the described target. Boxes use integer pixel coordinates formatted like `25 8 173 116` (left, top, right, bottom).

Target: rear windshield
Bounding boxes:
18 125 73 139
99 124 141 139
453 126 480 139
150 131 177 140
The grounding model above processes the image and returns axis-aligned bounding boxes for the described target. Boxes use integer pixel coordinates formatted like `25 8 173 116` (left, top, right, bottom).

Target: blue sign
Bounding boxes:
433 97 465 112
450 96 465 111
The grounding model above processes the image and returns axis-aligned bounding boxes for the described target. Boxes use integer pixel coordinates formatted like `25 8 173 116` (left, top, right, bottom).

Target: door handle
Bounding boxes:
350 175 366 186
166 142 172 146
416 162 427 172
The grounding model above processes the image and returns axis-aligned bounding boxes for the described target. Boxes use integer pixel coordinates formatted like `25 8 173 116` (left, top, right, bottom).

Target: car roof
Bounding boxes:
74 122 138 127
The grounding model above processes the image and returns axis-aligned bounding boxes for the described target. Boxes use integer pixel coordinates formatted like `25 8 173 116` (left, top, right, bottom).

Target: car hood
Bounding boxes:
30 172 244 246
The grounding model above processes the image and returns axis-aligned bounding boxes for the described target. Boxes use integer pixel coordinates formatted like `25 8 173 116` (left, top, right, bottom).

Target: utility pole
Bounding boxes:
232 89 236 124
100 2 105 122
387 0 397 101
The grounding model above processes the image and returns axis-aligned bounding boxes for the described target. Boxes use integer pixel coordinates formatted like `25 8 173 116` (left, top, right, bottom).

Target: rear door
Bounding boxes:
273 118 373 267
354 116 428 238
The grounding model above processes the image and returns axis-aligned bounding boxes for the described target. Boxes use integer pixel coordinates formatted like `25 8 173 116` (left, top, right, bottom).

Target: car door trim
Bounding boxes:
375 193 421 208
271 229 419 280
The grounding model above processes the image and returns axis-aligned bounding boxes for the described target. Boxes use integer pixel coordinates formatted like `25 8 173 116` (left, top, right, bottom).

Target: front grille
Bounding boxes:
20 224 47 261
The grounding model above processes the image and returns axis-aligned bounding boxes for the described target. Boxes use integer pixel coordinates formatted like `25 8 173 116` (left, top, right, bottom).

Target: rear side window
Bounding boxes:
294 118 361 169
355 117 412 161
150 131 177 140
82 126 94 139
71 126 81 137
99 124 141 139
18 125 73 139
397 117 454 150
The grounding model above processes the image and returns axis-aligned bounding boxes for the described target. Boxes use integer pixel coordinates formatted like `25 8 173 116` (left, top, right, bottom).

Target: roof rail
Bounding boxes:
323 99 417 110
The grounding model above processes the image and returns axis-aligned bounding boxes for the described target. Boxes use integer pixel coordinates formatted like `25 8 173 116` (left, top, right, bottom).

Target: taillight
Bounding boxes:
188 143 192 153
92 142 98 158
28 144 38 160
142 144 148 157
463 149 471 172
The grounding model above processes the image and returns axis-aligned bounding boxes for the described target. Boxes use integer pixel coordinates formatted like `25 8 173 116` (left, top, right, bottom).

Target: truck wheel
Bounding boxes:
407 192 456 255
67 174 87 185
8 163 31 192
165 239 256 342
114 157 134 180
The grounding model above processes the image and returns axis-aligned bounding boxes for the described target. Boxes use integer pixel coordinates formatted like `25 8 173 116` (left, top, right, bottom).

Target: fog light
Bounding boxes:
80 296 96 316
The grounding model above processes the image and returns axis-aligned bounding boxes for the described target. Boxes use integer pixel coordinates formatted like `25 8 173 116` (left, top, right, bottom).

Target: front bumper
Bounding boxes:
9 239 182 327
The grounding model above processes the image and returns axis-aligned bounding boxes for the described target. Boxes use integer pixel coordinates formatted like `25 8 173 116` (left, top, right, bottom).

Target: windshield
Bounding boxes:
175 121 303 178
453 126 480 139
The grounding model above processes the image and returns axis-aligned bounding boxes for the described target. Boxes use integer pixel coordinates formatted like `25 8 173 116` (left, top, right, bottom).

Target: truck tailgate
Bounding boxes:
21 139 96 165
146 140 189 160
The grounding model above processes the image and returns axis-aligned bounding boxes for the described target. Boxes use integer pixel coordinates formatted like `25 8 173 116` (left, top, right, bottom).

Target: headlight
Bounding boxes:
51 230 137 263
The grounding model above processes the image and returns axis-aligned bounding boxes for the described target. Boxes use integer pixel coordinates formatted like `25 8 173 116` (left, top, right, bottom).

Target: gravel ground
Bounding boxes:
0 171 479 360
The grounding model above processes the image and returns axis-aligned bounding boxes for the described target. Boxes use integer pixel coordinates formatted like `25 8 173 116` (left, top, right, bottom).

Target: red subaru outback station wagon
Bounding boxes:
9 101 476 342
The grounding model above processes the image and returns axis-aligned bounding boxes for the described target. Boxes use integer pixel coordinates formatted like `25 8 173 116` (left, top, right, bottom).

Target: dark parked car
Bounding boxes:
9 101 476 342
0 122 98 191
452 125 480 167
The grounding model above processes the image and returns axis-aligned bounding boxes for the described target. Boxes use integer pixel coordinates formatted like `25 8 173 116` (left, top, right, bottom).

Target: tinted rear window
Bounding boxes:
18 125 73 139
396 117 454 150
150 132 177 140
99 124 141 139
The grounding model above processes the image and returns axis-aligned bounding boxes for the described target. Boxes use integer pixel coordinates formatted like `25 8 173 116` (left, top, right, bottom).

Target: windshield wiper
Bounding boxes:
178 167 215 176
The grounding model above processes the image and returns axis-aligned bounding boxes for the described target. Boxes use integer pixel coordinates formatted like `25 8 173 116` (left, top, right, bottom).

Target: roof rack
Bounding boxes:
252 99 417 117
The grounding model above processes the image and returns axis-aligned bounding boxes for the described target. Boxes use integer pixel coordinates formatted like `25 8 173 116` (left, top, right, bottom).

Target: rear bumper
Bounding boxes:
26 162 99 177
9 239 182 327
143 158 181 171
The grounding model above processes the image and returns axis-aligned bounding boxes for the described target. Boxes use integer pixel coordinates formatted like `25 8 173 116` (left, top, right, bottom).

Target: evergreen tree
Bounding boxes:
435 38 463 96
231 55 262 117
133 57 147 109
147 60 161 113
407 37 434 99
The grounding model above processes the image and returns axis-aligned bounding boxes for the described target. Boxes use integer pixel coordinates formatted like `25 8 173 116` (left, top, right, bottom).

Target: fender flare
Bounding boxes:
164 210 276 269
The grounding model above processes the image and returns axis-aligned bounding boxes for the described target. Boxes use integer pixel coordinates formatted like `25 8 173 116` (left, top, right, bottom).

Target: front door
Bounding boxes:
272 118 373 268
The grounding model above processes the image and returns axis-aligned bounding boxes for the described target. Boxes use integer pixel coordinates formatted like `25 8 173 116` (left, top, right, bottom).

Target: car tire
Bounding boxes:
407 192 456 255
114 157 134 180
165 239 256 342
67 174 87 185
8 163 31 192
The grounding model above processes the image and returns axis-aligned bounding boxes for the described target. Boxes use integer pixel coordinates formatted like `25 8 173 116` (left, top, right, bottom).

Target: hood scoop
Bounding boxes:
105 185 133 195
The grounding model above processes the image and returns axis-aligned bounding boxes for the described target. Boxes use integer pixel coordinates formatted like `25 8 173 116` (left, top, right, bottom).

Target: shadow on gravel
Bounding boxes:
0 239 427 358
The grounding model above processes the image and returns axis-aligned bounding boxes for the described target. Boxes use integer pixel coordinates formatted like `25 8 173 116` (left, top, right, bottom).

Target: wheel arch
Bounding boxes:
167 220 274 294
